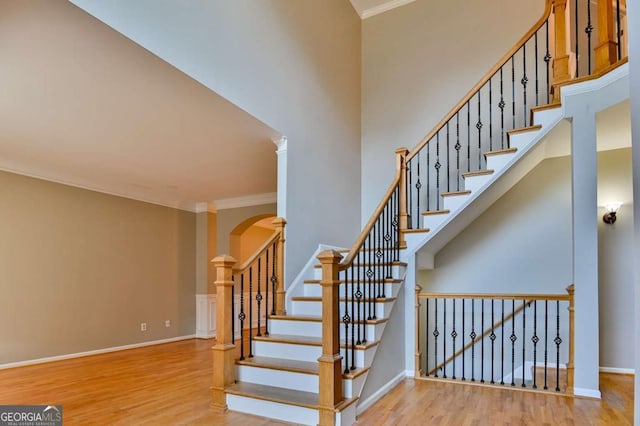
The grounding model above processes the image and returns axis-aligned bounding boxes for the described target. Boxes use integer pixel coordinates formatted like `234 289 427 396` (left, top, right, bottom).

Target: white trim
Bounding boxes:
273 136 287 219
356 370 406 415
194 202 209 213
196 294 217 338
600 367 635 375
574 387 602 399
561 63 629 99
358 0 416 19
0 335 196 370
213 192 278 210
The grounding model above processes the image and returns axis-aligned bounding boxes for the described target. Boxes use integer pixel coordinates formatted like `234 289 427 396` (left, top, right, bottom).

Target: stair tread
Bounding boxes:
506 124 542 135
404 228 430 234
303 278 402 284
270 314 388 325
484 147 517 157
255 333 380 349
422 209 450 216
237 355 318 374
462 169 494 178
226 381 319 409
441 190 471 197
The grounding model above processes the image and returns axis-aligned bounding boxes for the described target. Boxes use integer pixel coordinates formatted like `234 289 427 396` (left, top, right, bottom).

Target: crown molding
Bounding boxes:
213 192 278 210
272 136 287 152
354 0 416 19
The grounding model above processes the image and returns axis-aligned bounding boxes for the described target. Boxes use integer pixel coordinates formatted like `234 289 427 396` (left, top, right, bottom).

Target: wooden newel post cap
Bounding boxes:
272 217 287 227
317 250 343 265
566 284 575 294
211 255 237 268
395 147 409 155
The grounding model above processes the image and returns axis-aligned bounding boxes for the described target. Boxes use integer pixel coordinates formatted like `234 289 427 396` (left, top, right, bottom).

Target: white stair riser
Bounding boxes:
313 265 405 280
236 365 318 393
291 299 395 319
227 394 318 426
343 373 368 399
463 174 493 193
508 131 539 151
254 340 376 369
303 282 400 298
532 107 562 128
442 194 471 212
270 319 385 341
422 214 448 231
486 153 515 172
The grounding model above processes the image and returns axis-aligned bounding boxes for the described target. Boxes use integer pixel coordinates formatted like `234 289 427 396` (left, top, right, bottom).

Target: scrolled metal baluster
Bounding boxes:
476 91 482 170
451 298 457 380
535 32 539 106
555 300 562 391
456 112 461 191
470 299 476 382
443 298 447 379
416 155 421 228
480 299 485 383
490 299 496 384
532 300 538 389
545 20 551 104
467 101 471 172
511 56 516 130
425 298 429 376
256 258 262 337
499 68 505 149
500 299 505 385
461 298 465 381
239 273 245 360
586 0 593 74
544 300 548 390
489 78 493 151
522 43 528 127
435 133 441 210
616 0 622 60
408 158 413 228
434 298 439 378
510 299 516 386
249 267 254 358
265 250 270 336
343 268 351 374
522 300 526 387
575 0 580 77
446 122 451 193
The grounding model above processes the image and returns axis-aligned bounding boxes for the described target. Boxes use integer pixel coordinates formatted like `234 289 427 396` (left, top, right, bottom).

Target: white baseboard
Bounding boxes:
356 371 406 416
574 387 602 399
0 335 196 370
600 367 635 375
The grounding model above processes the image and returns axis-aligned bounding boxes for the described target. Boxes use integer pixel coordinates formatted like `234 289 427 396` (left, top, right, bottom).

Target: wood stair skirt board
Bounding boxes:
223 247 405 425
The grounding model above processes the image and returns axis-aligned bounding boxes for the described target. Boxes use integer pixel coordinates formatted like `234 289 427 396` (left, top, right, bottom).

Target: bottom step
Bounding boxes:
226 382 357 426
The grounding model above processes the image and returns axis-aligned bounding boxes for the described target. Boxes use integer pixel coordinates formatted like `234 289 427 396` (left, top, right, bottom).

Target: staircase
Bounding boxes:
219 251 406 425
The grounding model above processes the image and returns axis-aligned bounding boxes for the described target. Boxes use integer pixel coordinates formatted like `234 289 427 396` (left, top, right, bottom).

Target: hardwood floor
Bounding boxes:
0 339 633 425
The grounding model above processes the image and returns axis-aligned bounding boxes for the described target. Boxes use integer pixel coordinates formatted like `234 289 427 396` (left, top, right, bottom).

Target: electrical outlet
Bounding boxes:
140 322 147 332
165 320 171 328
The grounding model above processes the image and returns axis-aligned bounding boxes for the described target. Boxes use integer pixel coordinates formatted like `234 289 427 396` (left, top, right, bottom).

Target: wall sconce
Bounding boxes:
603 202 622 224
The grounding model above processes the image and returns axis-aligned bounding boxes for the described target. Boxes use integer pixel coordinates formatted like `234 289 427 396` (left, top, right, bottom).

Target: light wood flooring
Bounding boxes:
0 338 633 425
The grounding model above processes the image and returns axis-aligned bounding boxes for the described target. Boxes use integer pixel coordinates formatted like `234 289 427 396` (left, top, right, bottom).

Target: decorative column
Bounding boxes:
566 284 575 394
211 255 237 412
594 0 617 72
552 0 571 98
396 147 410 249
273 217 287 316
415 285 423 377
317 250 344 426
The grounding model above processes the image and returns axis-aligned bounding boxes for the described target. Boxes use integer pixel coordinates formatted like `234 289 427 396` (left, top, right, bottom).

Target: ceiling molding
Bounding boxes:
213 192 278 210
351 0 416 19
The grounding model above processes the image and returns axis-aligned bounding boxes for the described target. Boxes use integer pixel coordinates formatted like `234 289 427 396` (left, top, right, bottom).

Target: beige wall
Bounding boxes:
216 204 277 260
238 225 276 265
0 171 196 365
361 0 545 219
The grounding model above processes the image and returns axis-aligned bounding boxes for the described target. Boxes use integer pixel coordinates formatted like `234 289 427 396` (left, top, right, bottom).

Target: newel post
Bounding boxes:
566 284 575 394
273 217 287 316
396 147 410 249
415 285 423 377
552 0 571 99
210 255 237 412
594 0 617 72
317 250 344 426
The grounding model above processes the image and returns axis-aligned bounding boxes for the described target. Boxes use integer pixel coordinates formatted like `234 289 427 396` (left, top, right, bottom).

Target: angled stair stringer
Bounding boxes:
224 247 408 425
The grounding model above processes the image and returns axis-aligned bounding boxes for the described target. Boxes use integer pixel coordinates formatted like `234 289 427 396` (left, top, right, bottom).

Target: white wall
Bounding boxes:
626 0 640 423
361 0 545 221
69 0 362 283
418 150 635 370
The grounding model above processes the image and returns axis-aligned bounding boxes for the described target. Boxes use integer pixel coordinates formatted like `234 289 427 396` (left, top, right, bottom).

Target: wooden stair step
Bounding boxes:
254 333 380 350
484 147 517 158
441 190 471 197
404 228 430 234
529 101 561 124
303 278 403 285
422 209 450 216
236 356 318 375
506 124 542 137
270 314 388 326
226 381 319 409
462 169 494 178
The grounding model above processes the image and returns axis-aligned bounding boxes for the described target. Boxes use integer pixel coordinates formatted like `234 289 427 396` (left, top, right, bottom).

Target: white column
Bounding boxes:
273 136 288 219
626 0 640 423
569 109 601 398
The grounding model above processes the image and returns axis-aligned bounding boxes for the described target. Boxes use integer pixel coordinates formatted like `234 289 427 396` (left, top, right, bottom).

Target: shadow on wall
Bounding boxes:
230 214 276 265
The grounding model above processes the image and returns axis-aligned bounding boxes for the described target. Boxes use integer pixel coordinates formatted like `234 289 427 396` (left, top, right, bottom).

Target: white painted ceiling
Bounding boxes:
349 0 416 19
0 1 280 212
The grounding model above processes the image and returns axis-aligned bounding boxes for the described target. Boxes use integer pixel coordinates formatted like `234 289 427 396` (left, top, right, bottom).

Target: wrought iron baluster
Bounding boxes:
434 298 439 378
467 101 471 172
456 112 461 191
511 56 516 130
249 267 254 357
375 219 382 301
490 299 495 384
480 299 485 383
489 78 493 151
545 20 551 104
446 122 450 193
256 259 262 337
415 156 421 230
343 268 351 374
500 299 505 385
350 265 356 370
522 300 526 387
265 251 270 336
462 298 466 381
510 299 516 386
555 300 562 391
239 273 245 360
522 43 528 127
476 91 482 169
366 234 373 323
532 300 538 389
408 159 413 228
470 299 476 382
232 278 235 345
435 133 441 210
425 298 429 376
271 242 277 316
544 300 548 390
426 146 431 212
499 68 505 149
586 0 593 74
575 0 580 77
616 0 622 60
451 298 457 380
356 253 362 346
535 32 539 106
443 298 447 379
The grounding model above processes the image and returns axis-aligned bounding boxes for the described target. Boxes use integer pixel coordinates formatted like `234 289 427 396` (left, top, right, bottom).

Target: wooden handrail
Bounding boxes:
406 0 553 162
418 292 570 301
232 230 280 274
427 299 533 376
339 171 402 269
